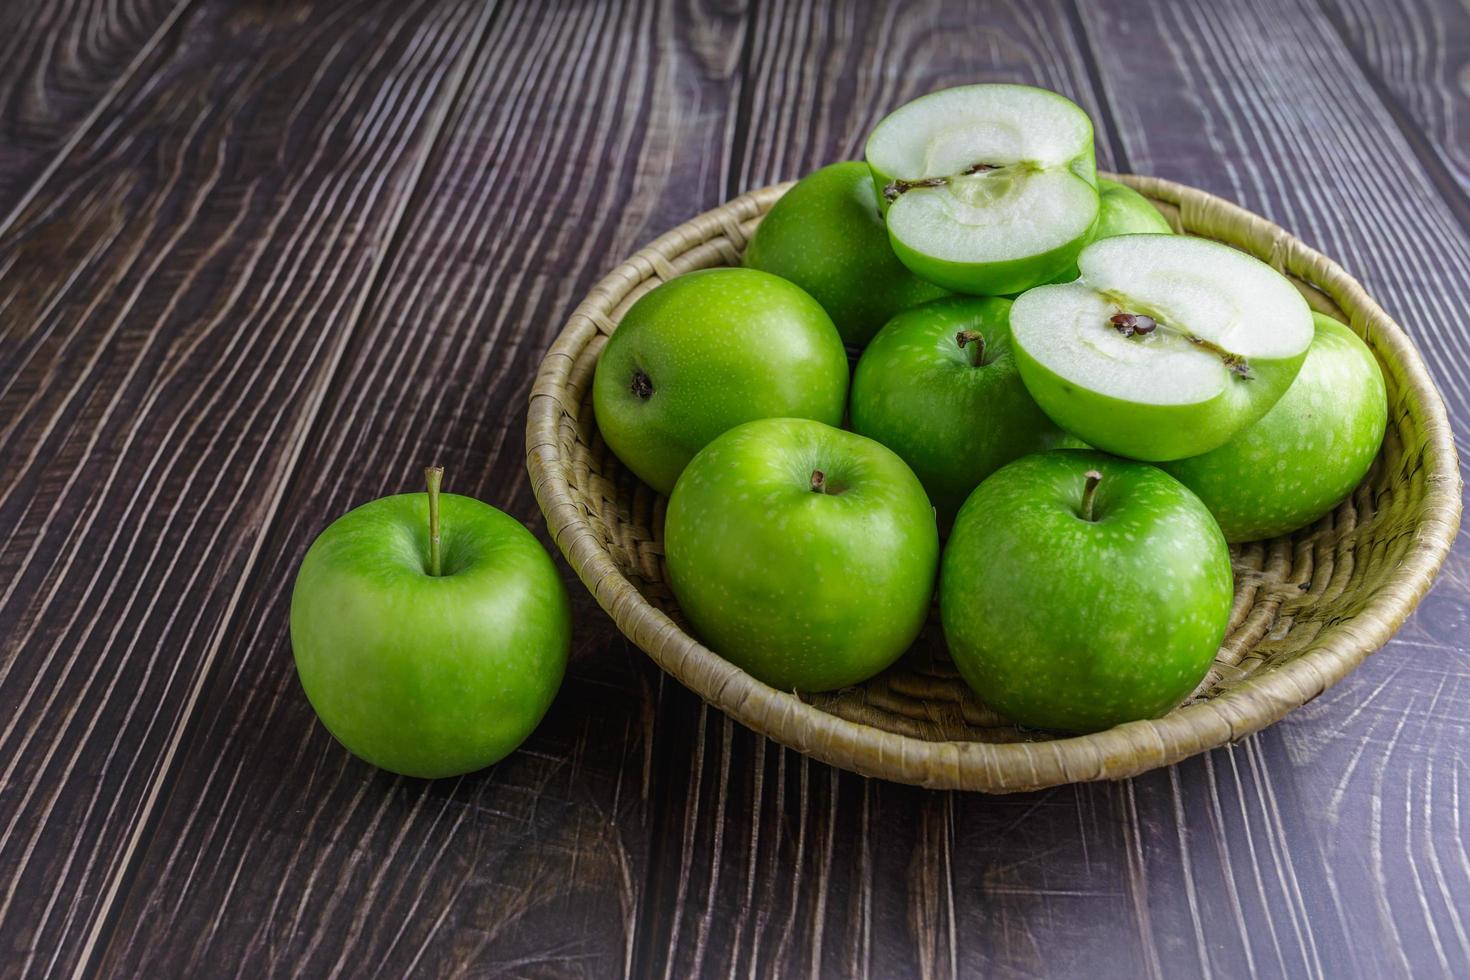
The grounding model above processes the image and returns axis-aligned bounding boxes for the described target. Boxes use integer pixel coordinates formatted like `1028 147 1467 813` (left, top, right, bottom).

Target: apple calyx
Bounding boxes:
955 330 988 367
630 370 654 399
424 465 445 577
1079 469 1103 522
1106 307 1254 381
882 162 1001 203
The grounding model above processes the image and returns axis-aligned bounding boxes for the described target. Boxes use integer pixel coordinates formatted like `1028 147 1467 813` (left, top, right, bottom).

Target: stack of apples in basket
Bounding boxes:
593 83 1386 733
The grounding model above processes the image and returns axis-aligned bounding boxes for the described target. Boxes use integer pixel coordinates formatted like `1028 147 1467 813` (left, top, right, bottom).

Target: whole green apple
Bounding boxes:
1012 234 1313 460
291 469 571 778
849 296 1072 523
866 84 1100 295
742 161 949 347
1163 313 1387 542
593 268 848 495
940 451 1232 733
665 418 939 692
1047 178 1172 283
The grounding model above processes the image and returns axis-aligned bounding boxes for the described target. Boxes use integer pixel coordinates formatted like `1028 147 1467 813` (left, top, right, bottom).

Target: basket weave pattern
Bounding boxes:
527 175 1462 791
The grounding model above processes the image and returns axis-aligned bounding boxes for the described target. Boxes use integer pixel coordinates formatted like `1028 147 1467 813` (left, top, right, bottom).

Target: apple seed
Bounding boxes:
1109 311 1251 379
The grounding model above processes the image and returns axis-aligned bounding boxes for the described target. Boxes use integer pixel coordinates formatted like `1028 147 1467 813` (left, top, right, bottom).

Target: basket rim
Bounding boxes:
526 173 1463 791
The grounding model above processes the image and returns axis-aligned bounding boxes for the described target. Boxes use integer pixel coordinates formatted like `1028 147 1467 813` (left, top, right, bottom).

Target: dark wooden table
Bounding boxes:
2 0 1468 977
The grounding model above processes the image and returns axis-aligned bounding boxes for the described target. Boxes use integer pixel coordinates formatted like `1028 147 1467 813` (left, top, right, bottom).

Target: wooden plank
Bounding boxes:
0 2 492 975
1320 0 1470 200
1074 0 1470 962
0 0 194 213
92 1 752 976
637 1 1470 978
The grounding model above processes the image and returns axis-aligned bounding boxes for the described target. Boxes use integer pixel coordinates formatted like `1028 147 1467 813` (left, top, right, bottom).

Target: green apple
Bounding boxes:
940 451 1232 733
1012 234 1314 461
1048 178 1172 283
742 161 950 347
1095 178 1173 238
865 83 1100 295
291 469 571 778
665 418 939 692
849 295 1072 523
593 268 848 494
1163 313 1387 542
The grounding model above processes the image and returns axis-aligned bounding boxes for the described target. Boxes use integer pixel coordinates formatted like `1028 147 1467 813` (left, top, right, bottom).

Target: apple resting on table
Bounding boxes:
741 161 950 347
1164 312 1388 542
1011 234 1314 461
849 295 1074 524
592 268 848 495
664 418 939 693
865 83 1100 295
291 469 571 779
940 451 1232 733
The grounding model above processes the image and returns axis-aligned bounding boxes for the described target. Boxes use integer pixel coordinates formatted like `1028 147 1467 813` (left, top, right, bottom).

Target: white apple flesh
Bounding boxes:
865 84 1100 296
1011 235 1314 461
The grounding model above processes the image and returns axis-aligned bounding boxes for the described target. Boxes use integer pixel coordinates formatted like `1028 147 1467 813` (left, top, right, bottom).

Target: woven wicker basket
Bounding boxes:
526 174 1462 792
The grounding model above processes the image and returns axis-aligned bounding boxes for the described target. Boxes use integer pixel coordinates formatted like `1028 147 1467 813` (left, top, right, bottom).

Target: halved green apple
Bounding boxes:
865 84 1100 296
1011 235 1314 461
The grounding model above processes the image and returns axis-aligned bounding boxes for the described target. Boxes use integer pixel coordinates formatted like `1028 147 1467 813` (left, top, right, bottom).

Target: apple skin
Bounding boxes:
887 224 1099 297
1162 313 1387 542
849 296 1074 524
291 492 571 778
665 417 940 692
1014 346 1305 461
742 161 950 347
593 268 848 495
865 84 1100 296
1094 178 1173 238
940 451 1232 733
1048 178 1172 283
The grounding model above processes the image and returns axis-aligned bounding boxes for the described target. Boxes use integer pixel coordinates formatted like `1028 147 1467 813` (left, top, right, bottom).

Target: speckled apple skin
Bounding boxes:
592 268 849 495
1048 178 1172 283
849 296 1072 524
742 162 950 347
1163 313 1387 542
291 493 571 778
940 451 1232 733
665 418 940 692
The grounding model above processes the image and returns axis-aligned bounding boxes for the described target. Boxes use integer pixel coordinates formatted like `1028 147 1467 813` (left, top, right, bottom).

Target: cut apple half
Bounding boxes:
865 84 1100 296
1011 235 1314 461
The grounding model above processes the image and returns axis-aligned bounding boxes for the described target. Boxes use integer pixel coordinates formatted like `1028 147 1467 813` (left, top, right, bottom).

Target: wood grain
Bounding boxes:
0 0 193 214
0 0 1466 976
1321 0 1470 200
93 1 752 976
1082 0 1470 975
0 1 491 975
635 1 1470 978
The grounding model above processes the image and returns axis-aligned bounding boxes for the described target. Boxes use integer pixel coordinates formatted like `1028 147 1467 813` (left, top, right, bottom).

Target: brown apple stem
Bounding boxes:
810 469 827 494
425 465 444 576
1080 469 1102 522
955 330 987 367
630 370 654 399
